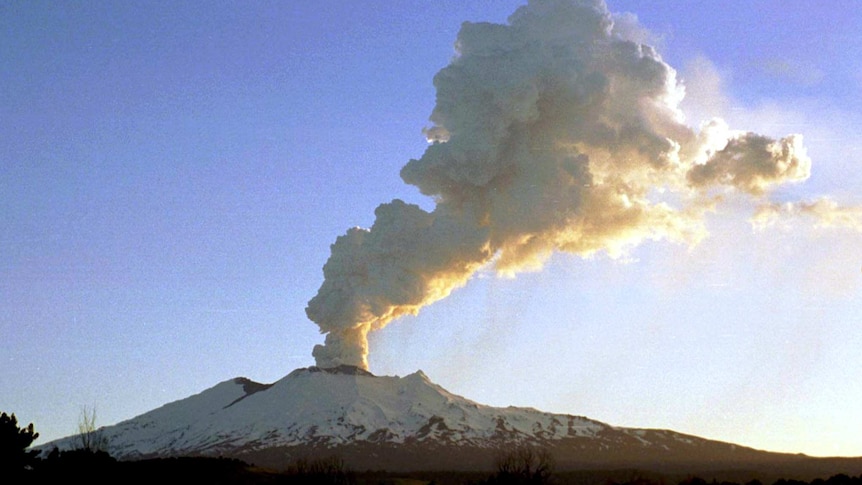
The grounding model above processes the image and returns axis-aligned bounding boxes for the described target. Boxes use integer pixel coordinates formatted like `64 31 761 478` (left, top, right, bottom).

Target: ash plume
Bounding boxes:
305 0 839 370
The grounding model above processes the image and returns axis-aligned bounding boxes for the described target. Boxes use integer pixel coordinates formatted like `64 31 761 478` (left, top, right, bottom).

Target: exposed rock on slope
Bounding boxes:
38 367 858 473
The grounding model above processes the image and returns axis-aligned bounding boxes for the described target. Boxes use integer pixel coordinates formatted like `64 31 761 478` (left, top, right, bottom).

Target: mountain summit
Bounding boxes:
38 368 850 472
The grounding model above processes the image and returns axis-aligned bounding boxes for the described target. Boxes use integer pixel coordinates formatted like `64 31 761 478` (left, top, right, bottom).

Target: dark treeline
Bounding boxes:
22 450 259 484
17 455 862 485
603 475 862 485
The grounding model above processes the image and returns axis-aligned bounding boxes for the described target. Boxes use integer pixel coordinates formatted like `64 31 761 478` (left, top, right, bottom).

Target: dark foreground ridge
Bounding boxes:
18 453 862 485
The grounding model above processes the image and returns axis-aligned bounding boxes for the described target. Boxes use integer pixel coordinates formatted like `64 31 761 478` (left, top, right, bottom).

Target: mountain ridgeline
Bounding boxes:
39 367 862 475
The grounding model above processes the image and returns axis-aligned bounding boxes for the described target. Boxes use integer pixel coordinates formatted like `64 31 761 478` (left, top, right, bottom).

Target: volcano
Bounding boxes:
39 367 862 474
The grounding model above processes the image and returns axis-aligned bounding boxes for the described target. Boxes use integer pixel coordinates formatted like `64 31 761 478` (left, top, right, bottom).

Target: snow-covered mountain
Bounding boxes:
38 366 825 472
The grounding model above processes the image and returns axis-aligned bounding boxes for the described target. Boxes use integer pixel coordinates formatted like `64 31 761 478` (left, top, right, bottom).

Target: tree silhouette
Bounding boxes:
490 445 555 485
76 405 106 453
33 406 117 481
287 455 355 485
0 411 40 478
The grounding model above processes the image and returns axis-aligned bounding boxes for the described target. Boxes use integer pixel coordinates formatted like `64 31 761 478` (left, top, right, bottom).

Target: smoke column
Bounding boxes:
305 0 816 370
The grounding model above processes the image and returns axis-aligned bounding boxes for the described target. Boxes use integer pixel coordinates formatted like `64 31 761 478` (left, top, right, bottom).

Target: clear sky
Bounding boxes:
2 1 860 457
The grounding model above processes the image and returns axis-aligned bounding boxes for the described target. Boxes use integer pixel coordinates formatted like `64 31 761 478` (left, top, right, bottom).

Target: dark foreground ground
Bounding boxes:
16 452 862 485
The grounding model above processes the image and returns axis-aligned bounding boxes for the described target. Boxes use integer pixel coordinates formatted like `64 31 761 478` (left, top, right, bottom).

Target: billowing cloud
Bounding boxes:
304 0 842 369
752 198 862 232
687 132 811 195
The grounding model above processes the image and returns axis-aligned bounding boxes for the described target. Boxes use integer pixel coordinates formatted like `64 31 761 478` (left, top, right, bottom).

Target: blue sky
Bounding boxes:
2 1 861 457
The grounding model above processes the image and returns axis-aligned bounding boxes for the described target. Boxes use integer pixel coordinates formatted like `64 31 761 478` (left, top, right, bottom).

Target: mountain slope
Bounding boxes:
38 367 861 473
